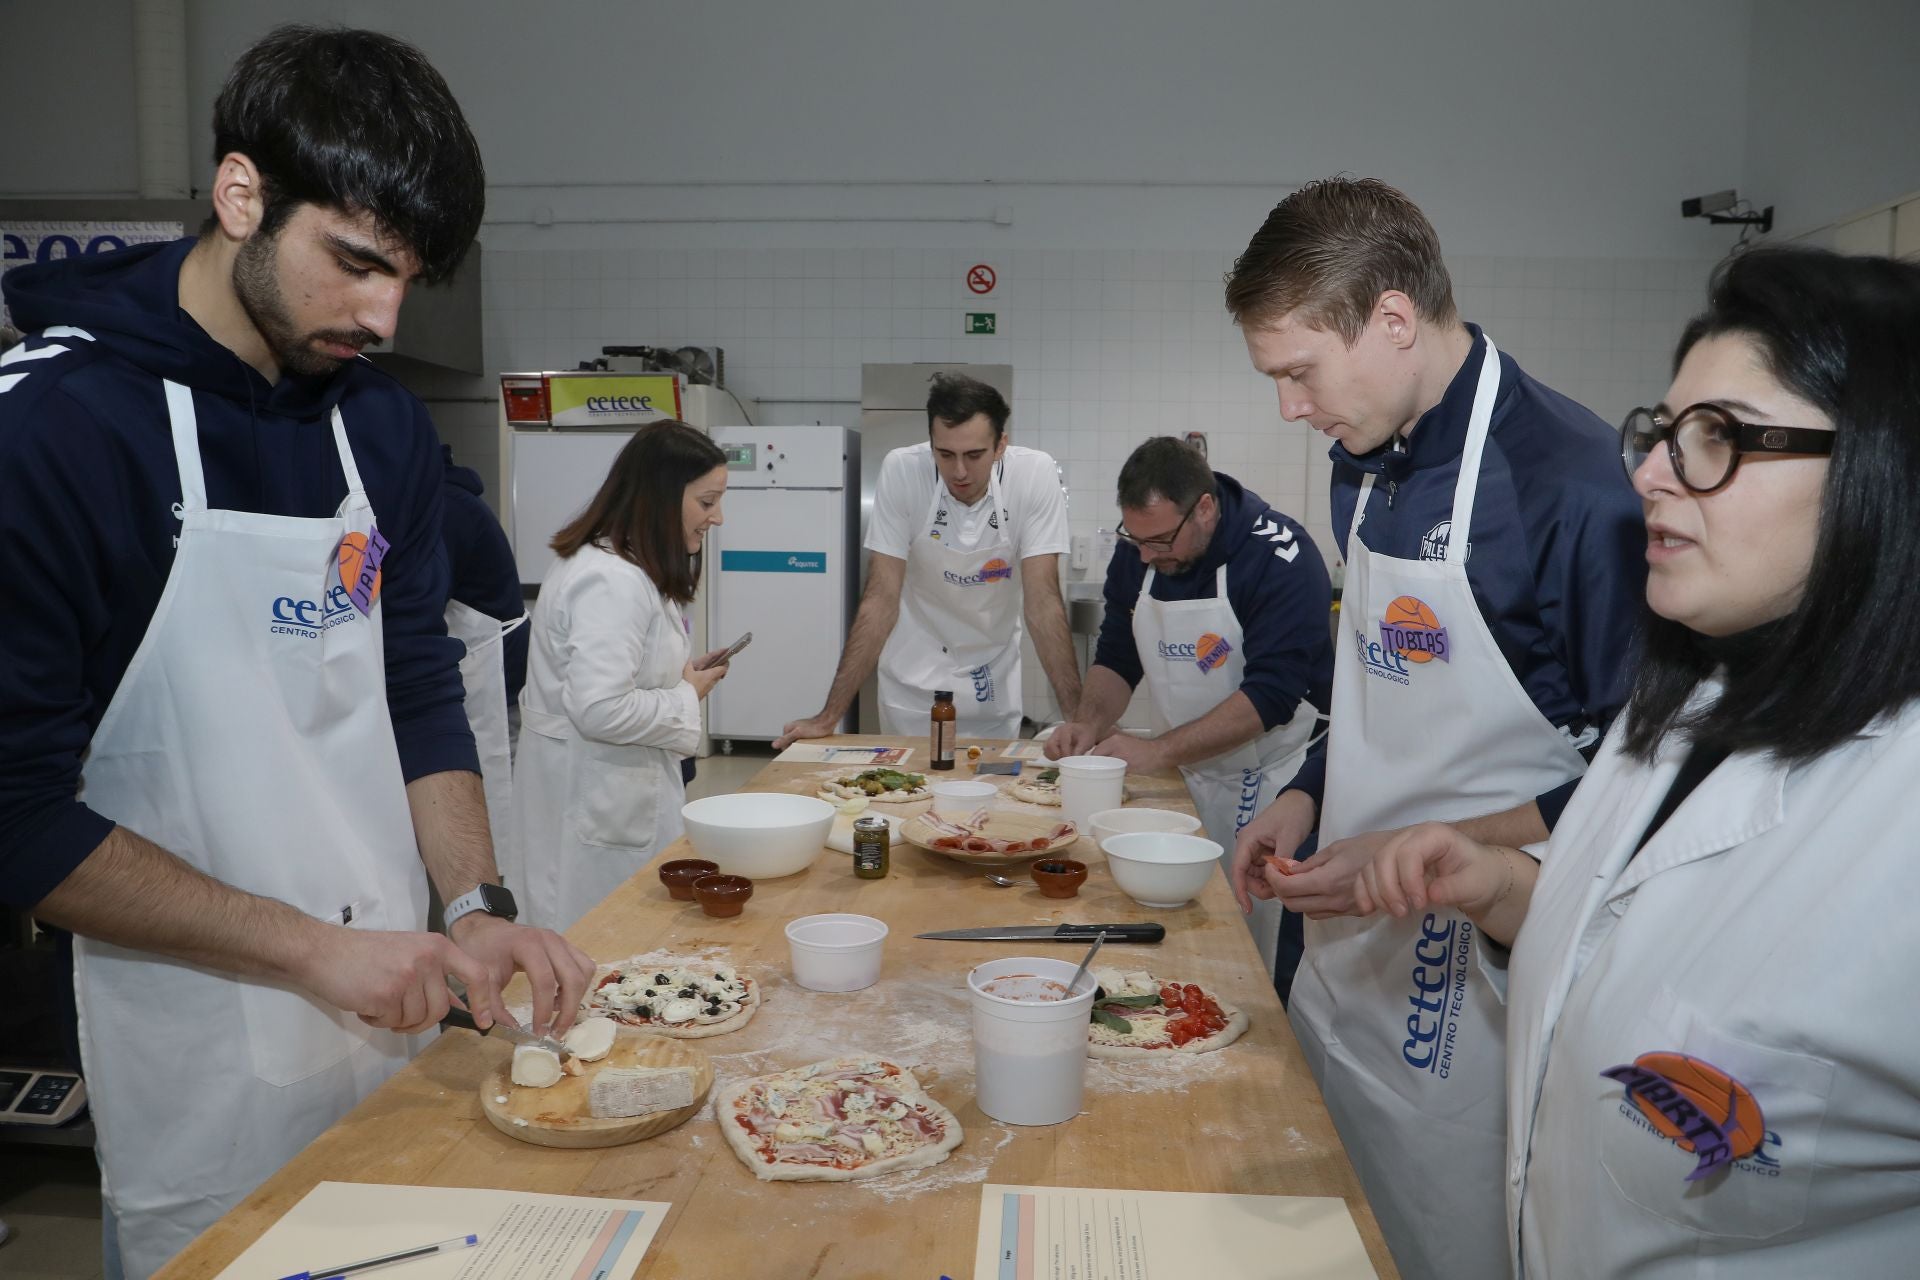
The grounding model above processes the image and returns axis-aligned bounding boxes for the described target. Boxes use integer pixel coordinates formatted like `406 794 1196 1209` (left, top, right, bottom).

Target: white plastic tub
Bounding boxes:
1055 755 1126 827
930 779 997 818
967 955 1098 1126
785 913 889 992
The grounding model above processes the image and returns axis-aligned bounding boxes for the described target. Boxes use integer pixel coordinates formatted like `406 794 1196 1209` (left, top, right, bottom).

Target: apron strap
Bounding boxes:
163 380 208 513
330 406 369 497
501 612 530 639
1445 333 1501 566
1213 563 1228 599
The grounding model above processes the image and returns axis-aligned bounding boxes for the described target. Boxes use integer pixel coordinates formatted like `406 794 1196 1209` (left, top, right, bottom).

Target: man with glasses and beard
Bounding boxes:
1047 436 1333 969
0 26 590 1277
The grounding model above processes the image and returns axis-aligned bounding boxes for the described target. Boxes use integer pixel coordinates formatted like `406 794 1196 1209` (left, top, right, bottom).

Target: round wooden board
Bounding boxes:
481 1033 714 1149
899 810 1081 868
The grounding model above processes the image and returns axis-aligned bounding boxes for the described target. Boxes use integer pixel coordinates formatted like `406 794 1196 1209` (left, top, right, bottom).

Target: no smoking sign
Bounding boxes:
966 263 997 295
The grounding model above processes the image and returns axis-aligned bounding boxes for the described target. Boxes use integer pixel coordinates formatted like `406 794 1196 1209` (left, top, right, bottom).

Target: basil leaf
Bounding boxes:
1099 993 1161 1008
1091 1008 1132 1033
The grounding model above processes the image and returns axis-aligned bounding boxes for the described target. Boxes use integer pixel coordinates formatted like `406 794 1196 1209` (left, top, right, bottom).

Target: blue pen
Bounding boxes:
277 1233 480 1280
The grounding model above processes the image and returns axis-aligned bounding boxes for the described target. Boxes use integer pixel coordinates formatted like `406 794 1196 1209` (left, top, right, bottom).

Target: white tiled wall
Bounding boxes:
468 246 1720 724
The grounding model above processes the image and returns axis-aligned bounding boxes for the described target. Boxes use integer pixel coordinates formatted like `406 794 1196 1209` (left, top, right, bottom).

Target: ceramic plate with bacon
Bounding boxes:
898 807 1080 866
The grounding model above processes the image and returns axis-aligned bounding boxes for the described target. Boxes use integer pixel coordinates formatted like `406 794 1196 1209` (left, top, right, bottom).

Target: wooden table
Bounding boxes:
158 738 1395 1279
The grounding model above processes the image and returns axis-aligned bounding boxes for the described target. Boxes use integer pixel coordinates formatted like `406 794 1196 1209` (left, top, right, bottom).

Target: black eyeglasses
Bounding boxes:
1116 498 1201 552
1620 403 1835 495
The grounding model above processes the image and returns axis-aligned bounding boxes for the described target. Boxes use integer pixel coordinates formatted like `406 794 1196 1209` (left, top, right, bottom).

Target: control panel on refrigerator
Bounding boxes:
713 430 844 489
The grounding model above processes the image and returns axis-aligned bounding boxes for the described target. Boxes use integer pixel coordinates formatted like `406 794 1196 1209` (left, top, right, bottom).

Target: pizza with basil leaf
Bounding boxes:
1085 967 1247 1060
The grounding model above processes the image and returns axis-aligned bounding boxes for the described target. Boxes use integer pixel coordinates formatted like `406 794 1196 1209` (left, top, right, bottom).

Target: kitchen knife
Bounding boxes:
440 1006 574 1061
915 923 1164 943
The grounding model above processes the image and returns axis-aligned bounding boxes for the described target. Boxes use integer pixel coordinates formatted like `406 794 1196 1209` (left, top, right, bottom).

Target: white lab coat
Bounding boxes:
510 543 700 931
1507 686 1920 1277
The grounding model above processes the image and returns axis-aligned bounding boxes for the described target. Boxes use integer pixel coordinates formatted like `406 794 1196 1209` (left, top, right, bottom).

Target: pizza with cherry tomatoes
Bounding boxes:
1085 967 1248 1060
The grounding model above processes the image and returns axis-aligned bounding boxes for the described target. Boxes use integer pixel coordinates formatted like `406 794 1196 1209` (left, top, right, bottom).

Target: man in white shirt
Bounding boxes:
776 373 1080 742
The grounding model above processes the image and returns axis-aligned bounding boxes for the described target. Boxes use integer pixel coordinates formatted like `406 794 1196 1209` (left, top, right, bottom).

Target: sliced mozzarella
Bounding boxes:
563 1016 617 1062
510 1043 563 1088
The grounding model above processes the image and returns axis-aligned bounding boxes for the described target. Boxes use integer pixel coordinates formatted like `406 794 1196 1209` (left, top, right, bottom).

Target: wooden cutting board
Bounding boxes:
480 1032 713 1149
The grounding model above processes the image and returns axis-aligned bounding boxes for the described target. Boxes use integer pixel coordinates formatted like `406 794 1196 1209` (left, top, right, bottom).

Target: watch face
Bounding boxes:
479 883 518 922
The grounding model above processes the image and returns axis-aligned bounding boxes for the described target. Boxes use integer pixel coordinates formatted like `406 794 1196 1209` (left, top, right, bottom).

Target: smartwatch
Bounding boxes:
444 882 518 929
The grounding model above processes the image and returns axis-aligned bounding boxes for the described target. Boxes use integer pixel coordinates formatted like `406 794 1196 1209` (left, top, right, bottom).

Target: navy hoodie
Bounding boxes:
441 445 529 710
1094 472 1334 731
1285 325 1646 829
0 237 476 908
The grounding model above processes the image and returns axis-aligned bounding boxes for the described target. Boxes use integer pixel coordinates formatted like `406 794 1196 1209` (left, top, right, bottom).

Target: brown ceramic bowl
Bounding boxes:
692 873 754 918
659 858 720 901
1029 858 1088 899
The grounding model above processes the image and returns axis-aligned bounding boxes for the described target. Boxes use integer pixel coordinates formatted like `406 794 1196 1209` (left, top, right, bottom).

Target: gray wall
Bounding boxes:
1745 0 1920 237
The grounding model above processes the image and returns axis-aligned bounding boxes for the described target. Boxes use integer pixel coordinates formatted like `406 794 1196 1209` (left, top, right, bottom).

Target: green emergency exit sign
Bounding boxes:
965 312 997 335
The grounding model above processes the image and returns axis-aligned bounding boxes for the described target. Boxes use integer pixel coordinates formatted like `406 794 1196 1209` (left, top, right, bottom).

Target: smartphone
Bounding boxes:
701 631 752 669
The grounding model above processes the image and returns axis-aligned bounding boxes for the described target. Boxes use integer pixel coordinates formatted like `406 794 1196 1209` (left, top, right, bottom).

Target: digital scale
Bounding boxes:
0 1067 87 1126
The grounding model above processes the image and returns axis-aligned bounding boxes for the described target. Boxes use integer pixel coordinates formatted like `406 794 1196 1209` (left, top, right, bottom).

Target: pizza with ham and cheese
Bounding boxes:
716 1056 963 1182
1085 968 1248 1060
582 959 758 1039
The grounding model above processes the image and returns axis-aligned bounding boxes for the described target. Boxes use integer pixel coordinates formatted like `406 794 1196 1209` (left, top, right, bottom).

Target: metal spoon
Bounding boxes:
984 872 1018 887
1065 930 1109 997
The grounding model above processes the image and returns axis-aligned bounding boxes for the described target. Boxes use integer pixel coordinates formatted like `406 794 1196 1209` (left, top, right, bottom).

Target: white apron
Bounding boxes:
1131 564 1317 971
445 600 526 894
74 382 428 1280
1288 336 1588 1280
876 462 1024 738
511 597 691 932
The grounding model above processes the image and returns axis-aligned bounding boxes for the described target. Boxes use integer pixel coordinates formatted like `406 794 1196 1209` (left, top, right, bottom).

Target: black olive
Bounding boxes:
678 987 697 998
654 973 669 985
636 1004 653 1018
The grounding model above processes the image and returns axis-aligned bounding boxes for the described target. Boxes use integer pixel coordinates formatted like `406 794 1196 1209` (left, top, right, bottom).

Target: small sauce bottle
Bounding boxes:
853 816 891 879
929 690 956 771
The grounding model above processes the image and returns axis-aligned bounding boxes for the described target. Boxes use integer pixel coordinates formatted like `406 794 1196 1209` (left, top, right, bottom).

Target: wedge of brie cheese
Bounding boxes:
588 1065 698 1119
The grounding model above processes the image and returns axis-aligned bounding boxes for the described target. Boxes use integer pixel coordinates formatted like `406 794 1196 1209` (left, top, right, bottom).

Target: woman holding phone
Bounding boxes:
511 420 734 930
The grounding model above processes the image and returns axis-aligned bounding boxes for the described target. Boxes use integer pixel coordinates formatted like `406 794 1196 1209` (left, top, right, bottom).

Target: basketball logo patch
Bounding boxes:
1195 632 1233 673
1379 595 1450 664
337 524 390 616
1601 1052 1766 1183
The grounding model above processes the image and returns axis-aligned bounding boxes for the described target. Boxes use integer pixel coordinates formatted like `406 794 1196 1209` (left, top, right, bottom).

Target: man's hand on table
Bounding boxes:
773 712 841 751
1090 731 1170 775
447 914 596 1036
1043 722 1101 759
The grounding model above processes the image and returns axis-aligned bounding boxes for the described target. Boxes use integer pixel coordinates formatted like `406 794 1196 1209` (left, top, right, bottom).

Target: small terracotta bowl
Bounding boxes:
1029 858 1088 899
659 858 719 901
692 873 754 918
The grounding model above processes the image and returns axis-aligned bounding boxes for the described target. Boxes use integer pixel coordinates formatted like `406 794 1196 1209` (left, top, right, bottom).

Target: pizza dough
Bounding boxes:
1009 773 1061 806
1085 968 1248 1061
716 1055 964 1182
583 960 759 1039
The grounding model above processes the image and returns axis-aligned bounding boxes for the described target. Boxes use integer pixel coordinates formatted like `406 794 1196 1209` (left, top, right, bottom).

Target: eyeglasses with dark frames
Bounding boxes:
1620 403 1835 495
1115 498 1202 552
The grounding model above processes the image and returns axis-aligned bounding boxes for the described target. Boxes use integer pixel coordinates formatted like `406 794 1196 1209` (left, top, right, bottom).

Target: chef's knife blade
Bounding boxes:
915 923 1163 944
440 1006 573 1060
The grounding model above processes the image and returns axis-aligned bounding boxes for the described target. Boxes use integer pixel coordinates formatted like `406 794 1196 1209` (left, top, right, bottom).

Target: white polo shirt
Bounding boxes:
865 442 1071 562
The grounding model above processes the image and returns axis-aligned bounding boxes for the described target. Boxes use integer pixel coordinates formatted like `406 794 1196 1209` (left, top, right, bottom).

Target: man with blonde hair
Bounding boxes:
1226 177 1643 1279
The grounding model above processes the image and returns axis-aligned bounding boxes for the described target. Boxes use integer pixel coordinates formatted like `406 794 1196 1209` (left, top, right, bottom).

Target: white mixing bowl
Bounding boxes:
1100 831 1223 909
680 793 836 878
1088 807 1204 851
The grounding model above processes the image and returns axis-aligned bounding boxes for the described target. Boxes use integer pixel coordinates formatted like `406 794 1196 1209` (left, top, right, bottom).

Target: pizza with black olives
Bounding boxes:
582 959 759 1038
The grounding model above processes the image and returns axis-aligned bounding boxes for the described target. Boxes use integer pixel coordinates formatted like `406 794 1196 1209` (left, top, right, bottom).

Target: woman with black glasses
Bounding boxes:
1352 246 1920 1276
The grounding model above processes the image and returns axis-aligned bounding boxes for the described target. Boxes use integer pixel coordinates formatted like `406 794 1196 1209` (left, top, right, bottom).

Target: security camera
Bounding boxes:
1681 189 1739 218
1680 189 1773 234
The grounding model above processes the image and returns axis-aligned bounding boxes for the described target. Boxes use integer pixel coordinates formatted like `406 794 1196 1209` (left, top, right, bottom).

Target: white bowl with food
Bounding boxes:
679 793 836 878
1100 832 1223 909
1088 807 1204 851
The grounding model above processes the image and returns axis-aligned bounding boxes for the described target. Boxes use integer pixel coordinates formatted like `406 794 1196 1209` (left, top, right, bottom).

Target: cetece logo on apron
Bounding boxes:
1402 912 1474 1076
1601 1052 1772 1183
943 557 1014 587
1354 594 1450 685
1155 633 1235 673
